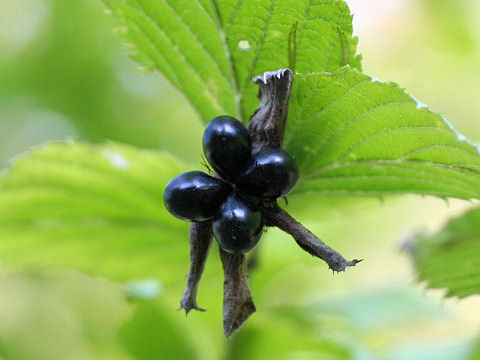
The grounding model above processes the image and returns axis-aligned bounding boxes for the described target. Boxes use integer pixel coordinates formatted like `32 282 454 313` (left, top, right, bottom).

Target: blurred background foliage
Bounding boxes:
0 0 479 359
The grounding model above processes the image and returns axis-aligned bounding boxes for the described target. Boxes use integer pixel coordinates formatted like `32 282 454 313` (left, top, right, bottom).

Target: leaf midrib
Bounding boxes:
209 0 242 119
240 0 277 94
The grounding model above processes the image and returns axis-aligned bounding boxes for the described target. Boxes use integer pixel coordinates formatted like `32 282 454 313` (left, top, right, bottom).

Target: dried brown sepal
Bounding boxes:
262 205 362 272
179 221 213 313
219 248 256 338
247 69 294 151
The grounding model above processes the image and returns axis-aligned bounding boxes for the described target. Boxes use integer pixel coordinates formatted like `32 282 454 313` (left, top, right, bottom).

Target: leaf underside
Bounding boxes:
408 207 480 298
286 68 480 200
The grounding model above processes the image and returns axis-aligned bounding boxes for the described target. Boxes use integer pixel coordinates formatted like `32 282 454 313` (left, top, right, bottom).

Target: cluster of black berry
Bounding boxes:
164 115 299 254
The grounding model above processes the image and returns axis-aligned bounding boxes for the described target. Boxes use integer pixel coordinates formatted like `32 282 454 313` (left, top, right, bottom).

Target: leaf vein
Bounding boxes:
240 0 277 94
303 100 413 170
161 0 232 85
130 0 227 113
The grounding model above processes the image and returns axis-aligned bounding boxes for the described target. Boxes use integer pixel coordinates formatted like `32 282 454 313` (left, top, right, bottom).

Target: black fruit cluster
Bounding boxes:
164 115 299 254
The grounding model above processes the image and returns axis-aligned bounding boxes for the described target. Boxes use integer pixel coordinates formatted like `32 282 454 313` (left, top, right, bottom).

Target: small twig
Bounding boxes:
262 205 362 272
220 248 256 338
180 221 213 313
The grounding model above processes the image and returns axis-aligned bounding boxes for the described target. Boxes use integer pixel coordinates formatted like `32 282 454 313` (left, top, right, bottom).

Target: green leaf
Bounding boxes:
226 315 353 360
407 207 480 298
0 269 201 360
118 302 198 360
308 286 444 329
0 270 133 360
101 0 361 122
0 141 194 284
286 67 480 199
472 339 480 360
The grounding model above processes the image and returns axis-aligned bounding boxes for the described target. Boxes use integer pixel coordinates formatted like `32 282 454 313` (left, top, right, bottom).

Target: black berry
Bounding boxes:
236 147 299 199
164 171 231 222
202 115 252 181
213 193 263 254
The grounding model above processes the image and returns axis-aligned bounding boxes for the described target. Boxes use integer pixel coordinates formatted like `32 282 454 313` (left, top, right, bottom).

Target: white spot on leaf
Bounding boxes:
238 40 251 51
103 149 130 170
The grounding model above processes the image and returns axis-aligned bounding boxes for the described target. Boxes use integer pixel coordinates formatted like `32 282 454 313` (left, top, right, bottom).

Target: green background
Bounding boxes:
0 0 479 359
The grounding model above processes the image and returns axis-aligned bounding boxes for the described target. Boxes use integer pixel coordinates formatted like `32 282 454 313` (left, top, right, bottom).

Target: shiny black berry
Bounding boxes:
202 115 252 181
237 147 299 199
164 171 231 222
213 193 263 254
